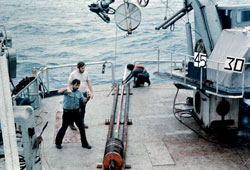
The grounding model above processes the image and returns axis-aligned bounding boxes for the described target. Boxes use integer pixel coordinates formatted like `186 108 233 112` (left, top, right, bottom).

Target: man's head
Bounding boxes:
77 61 85 73
127 64 134 71
71 79 81 91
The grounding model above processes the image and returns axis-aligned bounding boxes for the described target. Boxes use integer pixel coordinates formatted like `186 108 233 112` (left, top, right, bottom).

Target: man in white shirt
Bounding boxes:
68 61 94 130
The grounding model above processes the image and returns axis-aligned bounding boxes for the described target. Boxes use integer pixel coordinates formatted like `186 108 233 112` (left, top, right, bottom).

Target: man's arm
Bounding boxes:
67 72 73 93
80 92 90 103
87 80 94 99
68 73 73 88
68 81 71 88
122 71 134 84
58 87 72 94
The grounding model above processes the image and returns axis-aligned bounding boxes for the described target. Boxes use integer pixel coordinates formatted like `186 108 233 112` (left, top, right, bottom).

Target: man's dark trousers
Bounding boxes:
55 109 88 145
135 73 150 86
80 92 88 127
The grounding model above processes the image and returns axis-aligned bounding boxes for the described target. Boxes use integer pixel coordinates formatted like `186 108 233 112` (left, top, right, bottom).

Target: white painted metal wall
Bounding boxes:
0 53 20 170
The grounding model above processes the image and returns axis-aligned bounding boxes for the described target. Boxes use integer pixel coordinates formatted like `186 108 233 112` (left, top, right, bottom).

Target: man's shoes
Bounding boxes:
82 143 92 149
56 144 62 149
84 124 88 129
69 124 77 130
147 79 151 86
133 85 140 88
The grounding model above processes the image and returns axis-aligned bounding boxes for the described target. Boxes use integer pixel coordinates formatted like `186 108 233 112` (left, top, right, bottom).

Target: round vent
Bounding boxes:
216 98 230 117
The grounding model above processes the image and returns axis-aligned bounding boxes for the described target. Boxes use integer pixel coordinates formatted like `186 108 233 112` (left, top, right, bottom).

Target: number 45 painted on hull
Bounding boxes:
194 52 207 68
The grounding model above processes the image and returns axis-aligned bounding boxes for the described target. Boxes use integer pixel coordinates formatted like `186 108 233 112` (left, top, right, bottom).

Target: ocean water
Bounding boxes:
0 0 248 89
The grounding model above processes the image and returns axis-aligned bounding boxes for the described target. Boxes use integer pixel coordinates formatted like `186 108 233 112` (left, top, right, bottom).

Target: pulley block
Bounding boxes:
114 2 141 34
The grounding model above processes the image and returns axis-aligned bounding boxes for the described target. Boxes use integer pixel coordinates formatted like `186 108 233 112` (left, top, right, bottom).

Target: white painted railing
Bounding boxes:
11 61 115 109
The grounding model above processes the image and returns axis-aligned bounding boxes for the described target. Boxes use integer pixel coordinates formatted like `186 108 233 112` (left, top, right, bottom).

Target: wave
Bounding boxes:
56 29 89 35
1 0 245 87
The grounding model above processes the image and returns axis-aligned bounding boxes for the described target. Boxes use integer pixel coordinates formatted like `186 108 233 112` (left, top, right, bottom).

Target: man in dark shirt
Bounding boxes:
55 79 91 149
122 64 150 88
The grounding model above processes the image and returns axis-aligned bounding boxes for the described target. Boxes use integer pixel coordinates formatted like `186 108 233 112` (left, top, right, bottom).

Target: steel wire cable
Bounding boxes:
172 88 222 144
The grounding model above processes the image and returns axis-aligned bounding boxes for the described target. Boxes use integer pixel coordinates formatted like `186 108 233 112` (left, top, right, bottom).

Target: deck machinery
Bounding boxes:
156 0 250 130
0 26 43 170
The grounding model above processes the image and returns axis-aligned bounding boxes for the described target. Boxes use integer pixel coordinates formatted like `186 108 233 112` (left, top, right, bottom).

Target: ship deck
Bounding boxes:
38 83 250 170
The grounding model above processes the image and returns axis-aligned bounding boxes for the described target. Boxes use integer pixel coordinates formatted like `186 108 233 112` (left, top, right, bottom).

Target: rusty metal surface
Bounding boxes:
106 85 119 141
103 83 131 170
121 85 130 170
102 85 120 170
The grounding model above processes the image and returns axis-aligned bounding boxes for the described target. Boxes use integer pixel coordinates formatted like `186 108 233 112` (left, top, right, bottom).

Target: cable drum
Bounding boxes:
114 2 141 33
103 138 124 170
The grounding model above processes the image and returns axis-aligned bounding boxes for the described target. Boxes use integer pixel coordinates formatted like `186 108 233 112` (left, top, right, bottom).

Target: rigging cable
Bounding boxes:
35 115 43 127
114 24 118 75
164 0 169 20
42 135 52 170
173 87 250 169
238 157 250 170
172 87 221 144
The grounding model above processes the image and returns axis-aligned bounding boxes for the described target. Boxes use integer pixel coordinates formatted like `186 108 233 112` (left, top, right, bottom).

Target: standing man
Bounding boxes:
55 79 91 149
68 61 94 130
122 64 151 88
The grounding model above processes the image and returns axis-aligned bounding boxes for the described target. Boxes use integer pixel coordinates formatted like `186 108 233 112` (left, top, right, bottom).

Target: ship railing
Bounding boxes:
39 61 115 92
11 61 115 110
137 47 249 98
0 25 7 50
11 77 41 110
204 59 250 98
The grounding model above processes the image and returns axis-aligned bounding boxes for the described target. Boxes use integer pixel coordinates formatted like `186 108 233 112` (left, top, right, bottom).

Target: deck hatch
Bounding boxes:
144 141 175 166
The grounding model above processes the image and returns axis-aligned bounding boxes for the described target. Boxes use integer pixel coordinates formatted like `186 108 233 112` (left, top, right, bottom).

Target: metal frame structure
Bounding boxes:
11 61 115 109
101 65 131 170
1 58 115 169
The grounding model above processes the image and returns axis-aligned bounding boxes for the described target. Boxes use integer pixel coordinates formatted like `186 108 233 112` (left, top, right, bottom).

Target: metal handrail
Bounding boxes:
11 46 250 105
136 48 249 98
11 61 115 109
12 78 37 99
0 25 7 50
39 61 115 91
38 61 115 91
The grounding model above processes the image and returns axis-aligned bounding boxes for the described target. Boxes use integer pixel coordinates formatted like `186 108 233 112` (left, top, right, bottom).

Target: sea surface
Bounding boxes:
0 0 249 89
